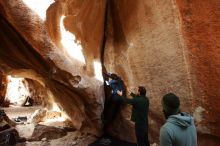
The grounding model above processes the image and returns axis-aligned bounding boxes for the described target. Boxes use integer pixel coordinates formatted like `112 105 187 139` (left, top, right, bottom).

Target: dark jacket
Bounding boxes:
123 93 149 124
109 79 124 96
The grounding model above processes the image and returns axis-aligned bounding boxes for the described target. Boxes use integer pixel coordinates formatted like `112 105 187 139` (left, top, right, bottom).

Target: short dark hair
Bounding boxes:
162 93 180 117
110 73 118 80
138 86 146 96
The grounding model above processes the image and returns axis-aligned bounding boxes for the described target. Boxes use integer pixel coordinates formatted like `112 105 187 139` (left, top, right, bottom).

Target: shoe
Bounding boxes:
99 138 111 145
16 137 26 143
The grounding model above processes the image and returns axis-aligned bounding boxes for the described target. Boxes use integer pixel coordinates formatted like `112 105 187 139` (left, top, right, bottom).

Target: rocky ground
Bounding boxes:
3 106 159 146
4 106 97 146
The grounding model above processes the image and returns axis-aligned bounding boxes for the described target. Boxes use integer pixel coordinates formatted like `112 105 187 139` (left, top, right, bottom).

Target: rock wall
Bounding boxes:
26 79 48 106
104 0 191 142
104 0 220 145
0 0 106 136
0 0 219 145
176 0 220 145
0 71 7 104
5 76 48 106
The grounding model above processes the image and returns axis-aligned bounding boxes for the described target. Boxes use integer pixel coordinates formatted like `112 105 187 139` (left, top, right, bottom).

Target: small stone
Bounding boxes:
73 136 78 140
29 109 47 123
71 141 77 145
41 138 47 141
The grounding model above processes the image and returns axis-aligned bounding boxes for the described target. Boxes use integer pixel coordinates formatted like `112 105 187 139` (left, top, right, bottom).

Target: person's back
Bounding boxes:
117 86 150 146
160 93 197 146
129 93 149 124
160 113 197 146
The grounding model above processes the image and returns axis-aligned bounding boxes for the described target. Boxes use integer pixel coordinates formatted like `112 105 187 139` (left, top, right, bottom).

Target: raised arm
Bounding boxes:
130 92 137 98
117 90 137 105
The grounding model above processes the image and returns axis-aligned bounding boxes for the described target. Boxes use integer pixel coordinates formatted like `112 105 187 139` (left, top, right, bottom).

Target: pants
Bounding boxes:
103 95 122 133
135 123 150 146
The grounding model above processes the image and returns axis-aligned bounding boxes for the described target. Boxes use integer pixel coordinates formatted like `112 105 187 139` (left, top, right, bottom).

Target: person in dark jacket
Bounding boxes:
117 86 150 146
160 93 197 146
103 73 125 134
106 73 124 98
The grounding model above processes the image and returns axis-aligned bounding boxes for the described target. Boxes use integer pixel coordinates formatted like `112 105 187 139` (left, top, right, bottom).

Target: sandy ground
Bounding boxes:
2 106 97 146
3 106 41 119
2 106 158 146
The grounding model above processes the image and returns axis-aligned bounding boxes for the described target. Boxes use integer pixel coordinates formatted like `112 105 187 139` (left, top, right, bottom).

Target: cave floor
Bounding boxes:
2 106 96 146
3 106 41 119
89 136 136 146
2 106 138 146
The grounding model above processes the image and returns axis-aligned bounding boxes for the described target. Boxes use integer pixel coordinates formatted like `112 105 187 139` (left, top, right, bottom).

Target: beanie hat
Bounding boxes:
162 93 180 115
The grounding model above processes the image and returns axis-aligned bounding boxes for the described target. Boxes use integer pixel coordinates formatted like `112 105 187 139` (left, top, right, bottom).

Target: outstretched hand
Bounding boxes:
128 87 136 94
117 90 123 96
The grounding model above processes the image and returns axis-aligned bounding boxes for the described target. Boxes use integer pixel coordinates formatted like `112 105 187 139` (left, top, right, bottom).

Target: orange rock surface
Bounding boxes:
0 0 219 145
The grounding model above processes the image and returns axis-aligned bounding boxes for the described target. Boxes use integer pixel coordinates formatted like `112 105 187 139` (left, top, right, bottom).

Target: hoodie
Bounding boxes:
160 113 197 146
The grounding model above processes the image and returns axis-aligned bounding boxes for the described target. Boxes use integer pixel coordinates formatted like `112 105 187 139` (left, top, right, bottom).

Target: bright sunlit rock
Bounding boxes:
60 16 86 64
52 102 62 112
94 61 103 82
50 101 70 122
44 116 66 123
5 76 30 104
22 0 54 20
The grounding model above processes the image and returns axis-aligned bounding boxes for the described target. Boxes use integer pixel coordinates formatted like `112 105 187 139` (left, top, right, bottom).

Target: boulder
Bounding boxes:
29 109 47 124
46 111 61 120
29 124 67 141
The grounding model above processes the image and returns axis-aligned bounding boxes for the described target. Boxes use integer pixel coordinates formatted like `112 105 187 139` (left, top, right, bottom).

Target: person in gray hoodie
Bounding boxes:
160 93 197 146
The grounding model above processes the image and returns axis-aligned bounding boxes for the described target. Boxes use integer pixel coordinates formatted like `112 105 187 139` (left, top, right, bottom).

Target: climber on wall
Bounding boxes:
102 72 125 134
160 93 197 146
105 73 125 98
117 86 150 146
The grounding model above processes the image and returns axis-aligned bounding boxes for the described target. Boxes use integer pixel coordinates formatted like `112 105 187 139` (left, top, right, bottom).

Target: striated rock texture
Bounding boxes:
176 1 220 145
26 79 49 106
0 0 219 145
5 77 48 106
104 0 220 145
0 0 106 136
104 0 192 142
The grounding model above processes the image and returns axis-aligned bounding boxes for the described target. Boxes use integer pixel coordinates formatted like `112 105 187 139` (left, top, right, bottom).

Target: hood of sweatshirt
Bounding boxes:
167 112 194 128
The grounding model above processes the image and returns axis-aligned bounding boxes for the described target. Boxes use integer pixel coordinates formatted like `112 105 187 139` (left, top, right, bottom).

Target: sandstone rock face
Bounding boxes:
104 0 191 142
5 77 47 106
104 0 220 145
0 71 7 105
0 0 219 145
29 109 47 124
46 111 62 120
26 79 48 106
176 1 220 145
0 0 106 136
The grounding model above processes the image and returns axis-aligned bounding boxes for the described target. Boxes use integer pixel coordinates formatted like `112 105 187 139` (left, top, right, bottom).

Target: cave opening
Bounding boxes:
0 72 76 144
5 75 45 107
1 73 69 119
